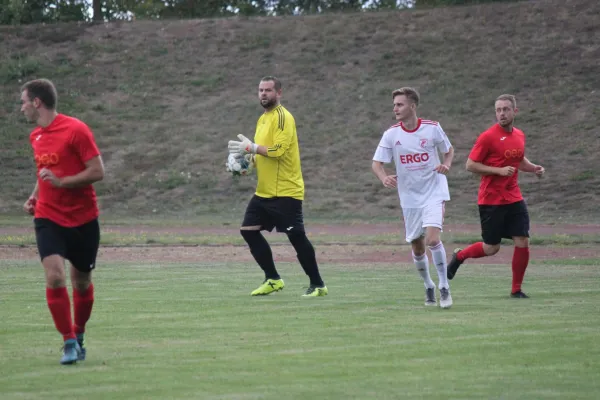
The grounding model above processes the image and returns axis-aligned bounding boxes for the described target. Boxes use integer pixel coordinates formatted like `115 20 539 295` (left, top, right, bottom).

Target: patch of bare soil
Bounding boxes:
1 243 598 265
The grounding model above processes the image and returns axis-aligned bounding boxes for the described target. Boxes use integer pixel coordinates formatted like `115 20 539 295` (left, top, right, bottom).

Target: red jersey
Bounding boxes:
468 123 525 205
30 114 101 227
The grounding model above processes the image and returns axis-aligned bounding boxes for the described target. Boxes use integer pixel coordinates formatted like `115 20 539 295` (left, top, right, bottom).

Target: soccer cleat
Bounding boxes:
251 278 284 296
424 287 436 306
60 338 81 365
439 287 453 309
302 285 328 297
447 248 464 280
76 333 86 361
510 290 530 298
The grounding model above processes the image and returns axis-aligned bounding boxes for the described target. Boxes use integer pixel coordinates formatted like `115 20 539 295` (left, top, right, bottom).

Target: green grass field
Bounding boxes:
2 259 599 399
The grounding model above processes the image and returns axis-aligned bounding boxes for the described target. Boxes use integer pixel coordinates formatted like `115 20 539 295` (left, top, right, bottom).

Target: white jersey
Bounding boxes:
373 119 452 208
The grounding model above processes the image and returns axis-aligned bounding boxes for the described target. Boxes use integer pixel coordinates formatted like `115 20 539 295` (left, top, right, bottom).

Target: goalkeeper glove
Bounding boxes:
228 134 258 155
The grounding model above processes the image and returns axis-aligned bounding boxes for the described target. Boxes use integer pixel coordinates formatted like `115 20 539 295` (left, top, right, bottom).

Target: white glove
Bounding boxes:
228 134 258 155
226 153 243 172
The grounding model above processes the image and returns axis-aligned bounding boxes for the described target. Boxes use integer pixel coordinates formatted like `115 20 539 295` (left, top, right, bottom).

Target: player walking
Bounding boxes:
372 87 455 308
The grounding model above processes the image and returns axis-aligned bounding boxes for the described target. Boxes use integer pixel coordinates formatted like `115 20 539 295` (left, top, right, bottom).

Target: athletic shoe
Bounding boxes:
447 248 464 280
60 339 81 365
510 291 530 298
302 285 328 297
425 287 436 306
439 287 453 309
251 278 285 296
76 333 86 361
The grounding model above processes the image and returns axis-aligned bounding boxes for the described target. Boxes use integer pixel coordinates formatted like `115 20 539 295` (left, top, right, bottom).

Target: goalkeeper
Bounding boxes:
228 76 327 297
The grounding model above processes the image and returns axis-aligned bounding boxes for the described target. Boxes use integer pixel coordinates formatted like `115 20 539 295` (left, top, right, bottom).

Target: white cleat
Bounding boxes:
439 287 453 309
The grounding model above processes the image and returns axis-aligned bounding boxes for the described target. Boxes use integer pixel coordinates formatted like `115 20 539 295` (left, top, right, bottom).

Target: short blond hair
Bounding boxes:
392 87 420 106
496 94 516 109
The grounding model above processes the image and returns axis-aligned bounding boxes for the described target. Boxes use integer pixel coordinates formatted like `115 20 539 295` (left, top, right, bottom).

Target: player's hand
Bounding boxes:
434 164 450 175
498 166 516 177
534 165 545 178
382 175 397 189
23 196 36 215
39 168 63 187
228 134 258 155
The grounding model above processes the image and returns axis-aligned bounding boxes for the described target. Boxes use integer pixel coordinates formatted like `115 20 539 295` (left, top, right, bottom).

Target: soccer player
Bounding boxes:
227 76 327 297
20 79 104 364
372 87 455 308
446 94 545 298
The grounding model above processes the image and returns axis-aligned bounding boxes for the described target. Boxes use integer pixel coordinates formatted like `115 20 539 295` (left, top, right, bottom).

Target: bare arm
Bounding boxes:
443 146 454 168
519 156 545 177
43 156 105 188
518 157 536 173
434 147 454 174
30 182 39 199
466 158 515 177
372 161 397 188
23 182 39 215
61 156 104 188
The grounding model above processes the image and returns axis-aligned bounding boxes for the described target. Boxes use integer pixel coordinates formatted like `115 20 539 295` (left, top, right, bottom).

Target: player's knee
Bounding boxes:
425 237 440 248
483 243 501 256
42 256 66 288
513 236 529 248
240 228 260 242
411 238 426 256
287 231 314 251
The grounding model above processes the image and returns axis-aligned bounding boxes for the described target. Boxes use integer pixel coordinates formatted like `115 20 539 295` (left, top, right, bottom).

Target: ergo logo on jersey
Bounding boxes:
504 149 523 159
35 153 60 168
399 153 430 164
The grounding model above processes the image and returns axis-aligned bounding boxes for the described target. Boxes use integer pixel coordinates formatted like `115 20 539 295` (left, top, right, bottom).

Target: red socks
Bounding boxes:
73 283 95 335
46 287 75 341
512 247 530 293
457 242 487 261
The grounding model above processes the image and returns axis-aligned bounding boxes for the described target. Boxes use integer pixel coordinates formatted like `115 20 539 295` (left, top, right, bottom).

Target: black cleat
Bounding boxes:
447 248 463 280
510 291 530 298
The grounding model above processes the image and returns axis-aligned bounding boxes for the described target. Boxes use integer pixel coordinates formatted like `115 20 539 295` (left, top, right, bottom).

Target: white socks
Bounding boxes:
429 242 449 289
412 242 449 290
412 252 435 289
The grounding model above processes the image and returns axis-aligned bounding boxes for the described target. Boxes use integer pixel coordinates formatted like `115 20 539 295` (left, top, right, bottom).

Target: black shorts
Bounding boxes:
242 195 305 233
34 218 100 272
479 200 530 245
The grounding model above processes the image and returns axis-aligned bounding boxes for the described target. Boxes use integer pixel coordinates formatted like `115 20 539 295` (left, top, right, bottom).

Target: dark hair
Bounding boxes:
21 79 58 109
260 76 282 91
392 87 420 106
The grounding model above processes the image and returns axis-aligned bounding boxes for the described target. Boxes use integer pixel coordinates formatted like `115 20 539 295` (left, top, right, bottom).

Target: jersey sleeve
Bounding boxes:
434 124 452 153
468 132 489 162
266 109 294 158
372 131 393 163
71 122 101 163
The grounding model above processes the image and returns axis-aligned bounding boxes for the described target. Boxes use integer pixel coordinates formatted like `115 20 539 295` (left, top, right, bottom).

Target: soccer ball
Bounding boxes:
226 153 254 176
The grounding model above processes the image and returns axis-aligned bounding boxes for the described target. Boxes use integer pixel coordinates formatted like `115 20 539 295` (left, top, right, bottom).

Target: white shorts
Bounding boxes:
402 201 445 242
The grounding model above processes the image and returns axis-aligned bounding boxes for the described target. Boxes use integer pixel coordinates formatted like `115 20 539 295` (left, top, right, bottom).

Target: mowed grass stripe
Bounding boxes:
1 262 599 400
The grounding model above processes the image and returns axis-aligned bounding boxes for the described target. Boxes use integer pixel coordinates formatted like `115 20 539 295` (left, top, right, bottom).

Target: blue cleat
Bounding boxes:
60 338 81 365
76 333 86 361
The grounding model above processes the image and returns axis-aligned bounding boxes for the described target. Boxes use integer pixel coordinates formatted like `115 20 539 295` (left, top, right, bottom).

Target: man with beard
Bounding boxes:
228 76 327 297
20 78 104 364
372 87 455 308
447 94 545 298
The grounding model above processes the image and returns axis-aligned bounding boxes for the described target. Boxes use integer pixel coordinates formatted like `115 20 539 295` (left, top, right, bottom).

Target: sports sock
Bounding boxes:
73 283 95 335
458 242 487 261
429 242 449 289
287 232 324 287
511 246 530 293
240 230 280 280
413 252 435 289
46 287 76 341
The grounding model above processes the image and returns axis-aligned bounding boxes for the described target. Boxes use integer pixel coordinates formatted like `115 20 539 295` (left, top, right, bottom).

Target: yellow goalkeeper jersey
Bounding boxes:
254 105 305 200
